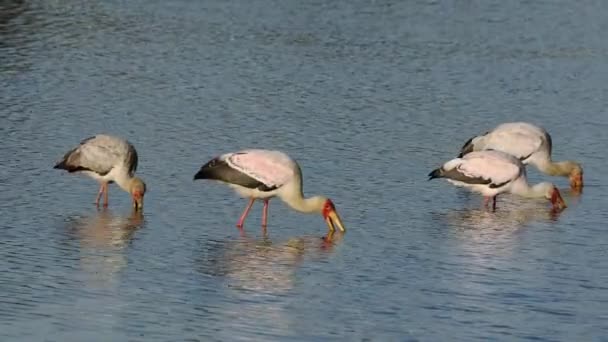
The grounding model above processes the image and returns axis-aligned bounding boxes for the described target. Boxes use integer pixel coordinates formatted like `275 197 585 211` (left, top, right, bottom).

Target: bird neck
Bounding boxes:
280 175 325 214
113 168 135 193
284 195 325 214
537 160 580 177
510 178 551 199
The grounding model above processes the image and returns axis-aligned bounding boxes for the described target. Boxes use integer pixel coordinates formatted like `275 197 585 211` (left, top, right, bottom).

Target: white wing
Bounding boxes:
458 151 522 185
57 135 137 175
223 149 296 188
438 150 522 187
482 122 547 160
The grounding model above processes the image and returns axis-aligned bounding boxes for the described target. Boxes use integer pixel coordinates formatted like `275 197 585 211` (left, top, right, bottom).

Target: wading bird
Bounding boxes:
459 122 583 190
54 135 146 210
194 149 346 238
429 150 567 211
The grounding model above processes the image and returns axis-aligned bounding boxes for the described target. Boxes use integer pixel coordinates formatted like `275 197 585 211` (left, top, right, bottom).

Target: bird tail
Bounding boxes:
53 159 86 173
193 168 209 180
193 159 217 180
53 146 80 171
458 136 475 158
53 157 74 170
428 168 444 181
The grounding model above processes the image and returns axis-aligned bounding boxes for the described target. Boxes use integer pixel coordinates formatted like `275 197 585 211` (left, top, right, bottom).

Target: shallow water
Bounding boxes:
1 0 607 340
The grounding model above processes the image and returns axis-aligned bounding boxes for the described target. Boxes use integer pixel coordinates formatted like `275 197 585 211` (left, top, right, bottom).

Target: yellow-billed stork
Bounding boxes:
194 149 346 238
459 122 583 191
429 150 567 211
54 135 146 210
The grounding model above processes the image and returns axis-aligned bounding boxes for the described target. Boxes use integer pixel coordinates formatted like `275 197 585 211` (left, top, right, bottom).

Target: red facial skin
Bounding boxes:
550 187 567 210
322 199 336 219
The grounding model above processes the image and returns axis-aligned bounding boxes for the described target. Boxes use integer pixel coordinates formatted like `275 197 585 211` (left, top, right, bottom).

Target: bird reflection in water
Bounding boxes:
431 203 564 298
196 232 342 335
64 209 145 287
437 200 563 257
199 232 342 294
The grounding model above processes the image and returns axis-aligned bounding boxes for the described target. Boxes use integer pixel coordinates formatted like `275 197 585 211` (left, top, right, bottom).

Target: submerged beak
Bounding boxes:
325 209 346 233
133 194 144 211
551 189 567 211
569 173 583 191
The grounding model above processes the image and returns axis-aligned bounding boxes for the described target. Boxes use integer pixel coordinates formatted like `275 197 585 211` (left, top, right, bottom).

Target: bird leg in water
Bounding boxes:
483 196 497 211
262 199 269 228
95 182 106 207
483 196 491 208
236 198 256 228
103 183 109 207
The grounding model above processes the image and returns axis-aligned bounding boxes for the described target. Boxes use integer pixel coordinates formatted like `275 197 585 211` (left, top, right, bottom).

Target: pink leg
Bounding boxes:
492 196 497 211
103 183 109 208
262 199 270 228
95 183 105 207
236 198 256 228
483 196 491 208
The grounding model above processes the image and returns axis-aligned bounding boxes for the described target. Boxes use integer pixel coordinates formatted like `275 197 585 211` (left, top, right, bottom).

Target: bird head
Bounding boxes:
569 166 583 191
321 199 346 234
547 185 567 211
129 177 146 210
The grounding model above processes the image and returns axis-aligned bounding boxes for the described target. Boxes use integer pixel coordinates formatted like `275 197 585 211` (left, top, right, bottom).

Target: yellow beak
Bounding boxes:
569 173 583 191
133 196 144 211
325 209 346 233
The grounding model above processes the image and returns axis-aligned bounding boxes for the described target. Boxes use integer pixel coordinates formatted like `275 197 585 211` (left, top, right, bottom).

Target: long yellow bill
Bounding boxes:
133 196 144 211
325 209 346 233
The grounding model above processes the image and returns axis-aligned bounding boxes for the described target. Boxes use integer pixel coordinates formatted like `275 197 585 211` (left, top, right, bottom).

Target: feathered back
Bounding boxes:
430 150 523 188
54 135 139 176
223 149 297 189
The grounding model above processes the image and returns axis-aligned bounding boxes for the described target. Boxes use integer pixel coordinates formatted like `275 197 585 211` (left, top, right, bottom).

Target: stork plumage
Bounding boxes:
429 150 567 211
194 149 346 238
54 134 146 210
459 122 583 190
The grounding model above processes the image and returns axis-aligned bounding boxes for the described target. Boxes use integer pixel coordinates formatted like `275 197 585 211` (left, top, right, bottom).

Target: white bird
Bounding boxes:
459 122 583 190
193 149 346 238
54 134 146 210
429 150 567 211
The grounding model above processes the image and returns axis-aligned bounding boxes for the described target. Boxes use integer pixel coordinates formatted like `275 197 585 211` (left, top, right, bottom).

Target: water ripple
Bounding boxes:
2 0 608 340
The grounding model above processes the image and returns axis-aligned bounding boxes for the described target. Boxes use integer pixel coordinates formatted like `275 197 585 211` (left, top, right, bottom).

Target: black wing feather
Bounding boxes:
194 158 278 192
458 136 476 158
428 165 510 189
